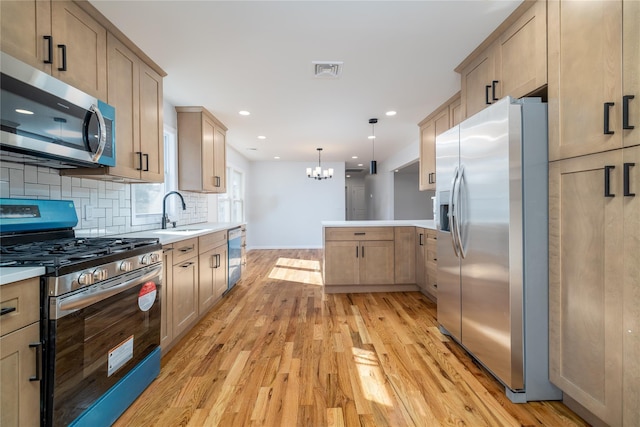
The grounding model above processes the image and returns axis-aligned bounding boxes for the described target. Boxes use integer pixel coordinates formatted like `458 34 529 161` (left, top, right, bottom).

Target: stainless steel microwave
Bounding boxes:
0 52 115 168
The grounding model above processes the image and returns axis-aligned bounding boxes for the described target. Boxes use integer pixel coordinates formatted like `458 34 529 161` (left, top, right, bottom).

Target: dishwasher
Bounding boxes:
227 227 242 292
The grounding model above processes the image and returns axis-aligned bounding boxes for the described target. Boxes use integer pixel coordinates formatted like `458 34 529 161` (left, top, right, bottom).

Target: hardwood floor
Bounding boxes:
115 249 587 426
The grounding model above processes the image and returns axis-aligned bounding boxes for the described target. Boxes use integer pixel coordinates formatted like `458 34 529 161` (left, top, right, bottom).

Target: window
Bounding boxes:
131 127 178 226
218 166 244 222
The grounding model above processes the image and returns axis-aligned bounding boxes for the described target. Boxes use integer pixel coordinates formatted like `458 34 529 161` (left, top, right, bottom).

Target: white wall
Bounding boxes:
364 163 394 220
247 161 345 249
394 173 433 220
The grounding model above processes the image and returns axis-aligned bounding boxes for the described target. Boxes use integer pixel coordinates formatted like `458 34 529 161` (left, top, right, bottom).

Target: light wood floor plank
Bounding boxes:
114 249 587 427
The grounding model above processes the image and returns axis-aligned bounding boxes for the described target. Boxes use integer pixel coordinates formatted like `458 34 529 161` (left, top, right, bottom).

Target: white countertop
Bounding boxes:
0 266 46 286
322 220 436 230
111 222 245 245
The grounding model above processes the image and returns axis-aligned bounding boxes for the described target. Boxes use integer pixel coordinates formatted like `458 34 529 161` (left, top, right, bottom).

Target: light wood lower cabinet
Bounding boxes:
160 245 174 352
0 278 40 427
416 227 438 300
394 227 415 284
549 146 640 426
198 231 228 314
324 227 394 287
171 238 199 340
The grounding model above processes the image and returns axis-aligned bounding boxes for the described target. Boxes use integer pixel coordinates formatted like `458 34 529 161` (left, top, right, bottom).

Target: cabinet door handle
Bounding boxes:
624 162 635 197
428 172 436 184
29 342 43 381
136 152 143 170
361 246 365 258
43 36 53 64
143 153 150 171
623 95 635 130
179 246 195 253
180 261 194 268
214 176 221 187
485 85 492 105
419 233 424 246
604 165 615 197
355 245 359 258
0 307 16 316
604 102 615 135
163 247 174 253
354 232 366 236
57 44 67 71
491 80 499 101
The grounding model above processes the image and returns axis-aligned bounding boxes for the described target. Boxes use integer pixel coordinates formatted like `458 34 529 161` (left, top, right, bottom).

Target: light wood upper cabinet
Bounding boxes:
548 0 638 160
0 0 52 73
51 1 107 100
458 0 547 119
177 107 228 193
419 93 458 191
62 33 164 182
1 1 108 100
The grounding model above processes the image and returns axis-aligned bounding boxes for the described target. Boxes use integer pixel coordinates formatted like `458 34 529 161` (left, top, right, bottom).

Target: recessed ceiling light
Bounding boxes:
368 135 376 139
357 163 363 167
274 156 280 159
386 111 397 116
352 156 358 159
346 175 351 178
16 109 34 115
257 135 266 140
395 169 399 172
239 110 250 116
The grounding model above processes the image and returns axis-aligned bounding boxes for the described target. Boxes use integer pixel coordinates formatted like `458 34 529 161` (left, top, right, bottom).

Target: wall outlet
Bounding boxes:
84 205 93 220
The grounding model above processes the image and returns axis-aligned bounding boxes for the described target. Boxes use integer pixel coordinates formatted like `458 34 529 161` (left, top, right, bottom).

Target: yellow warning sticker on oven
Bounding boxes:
138 281 157 311
108 335 134 377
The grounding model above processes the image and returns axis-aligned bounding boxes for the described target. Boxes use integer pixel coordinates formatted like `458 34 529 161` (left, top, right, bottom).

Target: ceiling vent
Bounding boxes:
313 61 343 78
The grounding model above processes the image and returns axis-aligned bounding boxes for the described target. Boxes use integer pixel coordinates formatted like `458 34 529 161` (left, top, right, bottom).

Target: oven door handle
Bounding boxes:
55 265 162 317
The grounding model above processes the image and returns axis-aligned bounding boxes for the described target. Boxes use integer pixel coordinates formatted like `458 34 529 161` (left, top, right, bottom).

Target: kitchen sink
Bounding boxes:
153 228 212 236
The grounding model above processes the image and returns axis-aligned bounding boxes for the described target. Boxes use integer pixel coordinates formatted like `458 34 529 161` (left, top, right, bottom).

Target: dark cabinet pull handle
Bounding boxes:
163 247 174 253
43 36 53 64
1 307 16 316
355 246 358 258
29 342 43 381
180 261 194 268
623 95 635 130
604 165 615 197
604 102 615 135
485 85 492 105
215 176 220 187
491 80 499 101
361 246 365 258
136 152 143 170
57 44 67 71
428 172 436 184
419 233 424 246
354 232 365 236
143 154 149 171
624 162 635 197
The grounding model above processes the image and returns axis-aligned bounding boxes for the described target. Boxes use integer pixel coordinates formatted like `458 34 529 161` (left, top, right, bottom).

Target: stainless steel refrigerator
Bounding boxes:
435 96 561 402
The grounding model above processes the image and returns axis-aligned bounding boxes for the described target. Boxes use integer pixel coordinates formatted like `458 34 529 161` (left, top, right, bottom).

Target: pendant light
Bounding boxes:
369 118 378 175
306 148 334 180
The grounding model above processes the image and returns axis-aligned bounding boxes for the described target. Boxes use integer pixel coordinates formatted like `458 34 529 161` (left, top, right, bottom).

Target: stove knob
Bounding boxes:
150 253 160 263
141 253 160 265
78 272 94 286
119 261 133 272
93 268 108 282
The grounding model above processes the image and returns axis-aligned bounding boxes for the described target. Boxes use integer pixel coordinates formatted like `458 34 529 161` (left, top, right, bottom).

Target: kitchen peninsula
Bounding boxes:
322 220 437 297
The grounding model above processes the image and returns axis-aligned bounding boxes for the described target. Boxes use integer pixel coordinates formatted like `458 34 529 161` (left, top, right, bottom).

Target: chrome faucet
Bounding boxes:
162 191 187 229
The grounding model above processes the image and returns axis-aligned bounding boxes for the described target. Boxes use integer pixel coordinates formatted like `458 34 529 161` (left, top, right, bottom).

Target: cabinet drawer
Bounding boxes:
199 230 227 254
0 278 39 336
172 238 199 265
325 227 394 241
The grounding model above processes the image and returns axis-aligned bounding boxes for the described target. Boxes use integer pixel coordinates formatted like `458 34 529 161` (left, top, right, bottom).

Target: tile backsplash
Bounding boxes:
0 163 209 236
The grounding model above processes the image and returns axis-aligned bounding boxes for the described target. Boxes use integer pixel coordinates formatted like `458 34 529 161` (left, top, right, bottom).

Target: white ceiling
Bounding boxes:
90 0 522 172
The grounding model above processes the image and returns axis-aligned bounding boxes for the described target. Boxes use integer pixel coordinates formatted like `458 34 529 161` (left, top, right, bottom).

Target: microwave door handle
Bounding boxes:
87 104 107 162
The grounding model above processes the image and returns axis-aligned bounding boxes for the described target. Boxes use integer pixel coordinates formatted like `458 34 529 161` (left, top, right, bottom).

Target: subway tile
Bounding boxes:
0 167 9 181
71 186 90 199
24 165 38 183
61 176 72 197
0 181 9 198
81 178 98 189
24 183 49 197
38 171 61 186
9 169 24 196
50 185 61 200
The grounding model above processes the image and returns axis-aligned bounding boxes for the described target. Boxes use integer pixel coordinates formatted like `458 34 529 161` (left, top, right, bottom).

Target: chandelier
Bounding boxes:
306 148 334 180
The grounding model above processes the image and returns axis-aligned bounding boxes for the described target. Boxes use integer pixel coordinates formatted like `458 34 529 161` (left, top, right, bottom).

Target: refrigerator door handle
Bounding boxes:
454 165 466 259
449 166 461 257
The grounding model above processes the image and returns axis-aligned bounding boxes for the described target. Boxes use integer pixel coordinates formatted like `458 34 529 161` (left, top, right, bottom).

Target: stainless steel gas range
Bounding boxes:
0 198 162 426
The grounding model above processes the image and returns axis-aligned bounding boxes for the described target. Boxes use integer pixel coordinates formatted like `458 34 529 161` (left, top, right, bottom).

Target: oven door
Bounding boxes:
44 264 162 427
